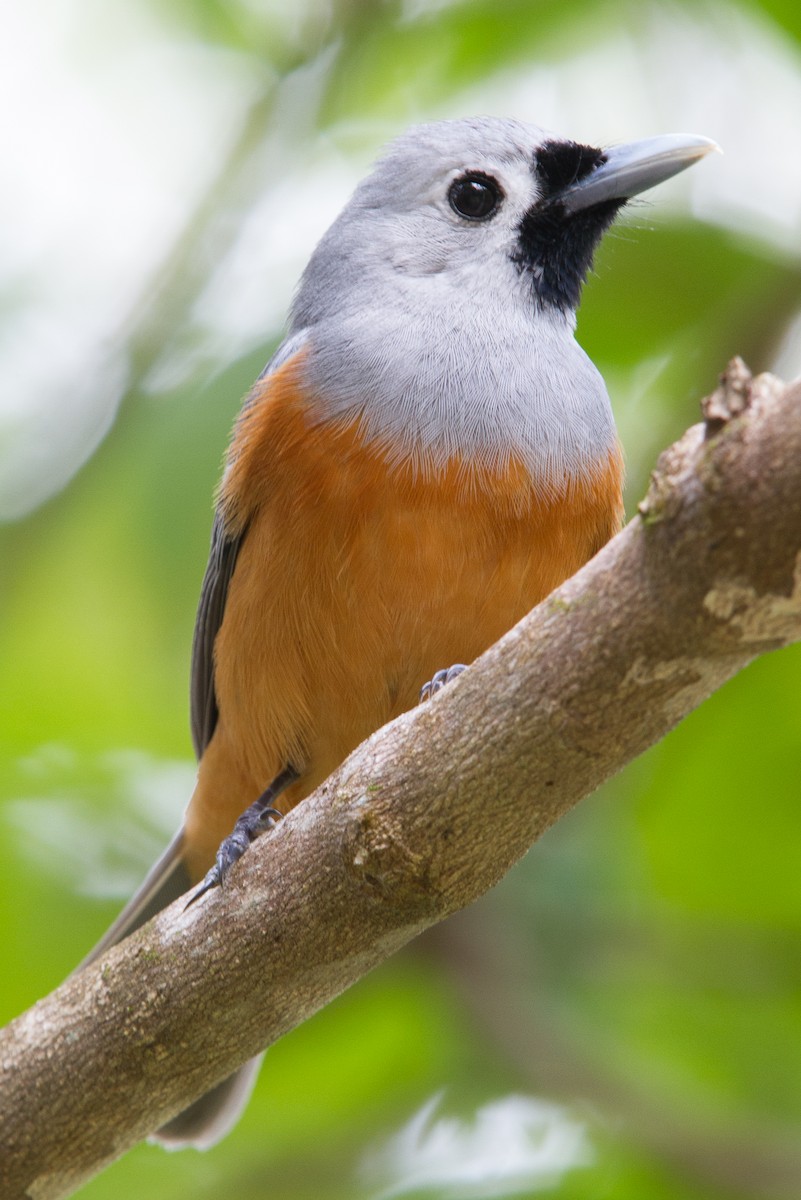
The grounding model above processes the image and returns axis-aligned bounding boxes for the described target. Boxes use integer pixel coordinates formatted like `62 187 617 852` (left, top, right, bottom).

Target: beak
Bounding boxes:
558 133 720 215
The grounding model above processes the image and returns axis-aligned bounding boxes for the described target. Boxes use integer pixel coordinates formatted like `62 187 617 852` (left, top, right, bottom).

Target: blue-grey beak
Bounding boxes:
558 133 719 214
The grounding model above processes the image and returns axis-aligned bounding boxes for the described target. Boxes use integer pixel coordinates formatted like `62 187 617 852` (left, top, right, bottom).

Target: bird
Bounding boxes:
79 116 716 1148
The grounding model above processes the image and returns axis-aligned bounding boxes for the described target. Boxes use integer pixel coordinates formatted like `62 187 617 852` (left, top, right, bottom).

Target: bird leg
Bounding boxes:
186 764 299 905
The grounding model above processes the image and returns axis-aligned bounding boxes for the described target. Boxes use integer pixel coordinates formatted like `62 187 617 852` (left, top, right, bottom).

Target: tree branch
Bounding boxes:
3 361 800 1200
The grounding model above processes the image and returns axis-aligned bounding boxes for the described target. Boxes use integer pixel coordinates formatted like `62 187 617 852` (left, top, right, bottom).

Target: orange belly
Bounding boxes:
183 353 624 877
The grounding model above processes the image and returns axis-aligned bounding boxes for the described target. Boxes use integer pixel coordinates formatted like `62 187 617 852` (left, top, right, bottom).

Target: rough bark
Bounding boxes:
2 361 800 1200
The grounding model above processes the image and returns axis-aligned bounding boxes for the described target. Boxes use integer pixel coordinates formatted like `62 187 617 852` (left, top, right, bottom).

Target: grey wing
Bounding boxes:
189 330 310 760
190 510 245 759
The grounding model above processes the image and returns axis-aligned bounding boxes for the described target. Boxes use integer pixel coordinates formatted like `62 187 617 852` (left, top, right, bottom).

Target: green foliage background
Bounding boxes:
2 1 801 1197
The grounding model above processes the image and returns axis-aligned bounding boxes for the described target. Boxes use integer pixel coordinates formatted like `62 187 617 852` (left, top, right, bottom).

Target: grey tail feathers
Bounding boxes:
77 828 191 970
155 1056 263 1149
77 827 262 1149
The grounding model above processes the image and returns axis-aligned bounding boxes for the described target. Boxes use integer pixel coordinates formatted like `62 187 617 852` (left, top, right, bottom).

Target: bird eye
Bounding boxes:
448 173 502 221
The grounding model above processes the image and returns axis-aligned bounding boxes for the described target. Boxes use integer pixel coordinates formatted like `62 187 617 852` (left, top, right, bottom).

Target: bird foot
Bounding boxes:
185 765 298 907
185 805 282 908
419 663 467 703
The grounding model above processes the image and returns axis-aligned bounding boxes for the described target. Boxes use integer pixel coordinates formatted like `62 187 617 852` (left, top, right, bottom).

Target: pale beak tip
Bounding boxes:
696 136 723 158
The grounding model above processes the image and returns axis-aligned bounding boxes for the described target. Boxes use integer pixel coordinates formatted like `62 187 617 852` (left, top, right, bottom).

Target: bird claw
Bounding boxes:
419 663 467 703
184 869 219 910
184 807 282 908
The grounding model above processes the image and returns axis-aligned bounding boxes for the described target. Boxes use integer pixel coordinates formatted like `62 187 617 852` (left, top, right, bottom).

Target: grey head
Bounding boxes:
285 117 715 489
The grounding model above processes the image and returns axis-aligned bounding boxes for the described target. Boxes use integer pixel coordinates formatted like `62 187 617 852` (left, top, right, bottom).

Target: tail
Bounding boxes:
78 828 262 1149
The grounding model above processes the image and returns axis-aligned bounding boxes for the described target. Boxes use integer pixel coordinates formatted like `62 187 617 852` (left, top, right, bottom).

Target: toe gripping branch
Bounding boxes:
186 764 300 907
419 664 467 703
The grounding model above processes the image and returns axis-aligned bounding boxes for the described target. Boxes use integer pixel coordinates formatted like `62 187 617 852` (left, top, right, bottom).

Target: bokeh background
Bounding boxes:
2 1 801 1197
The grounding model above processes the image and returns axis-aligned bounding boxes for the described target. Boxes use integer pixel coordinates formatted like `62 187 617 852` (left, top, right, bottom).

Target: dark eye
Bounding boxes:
448 173 502 221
